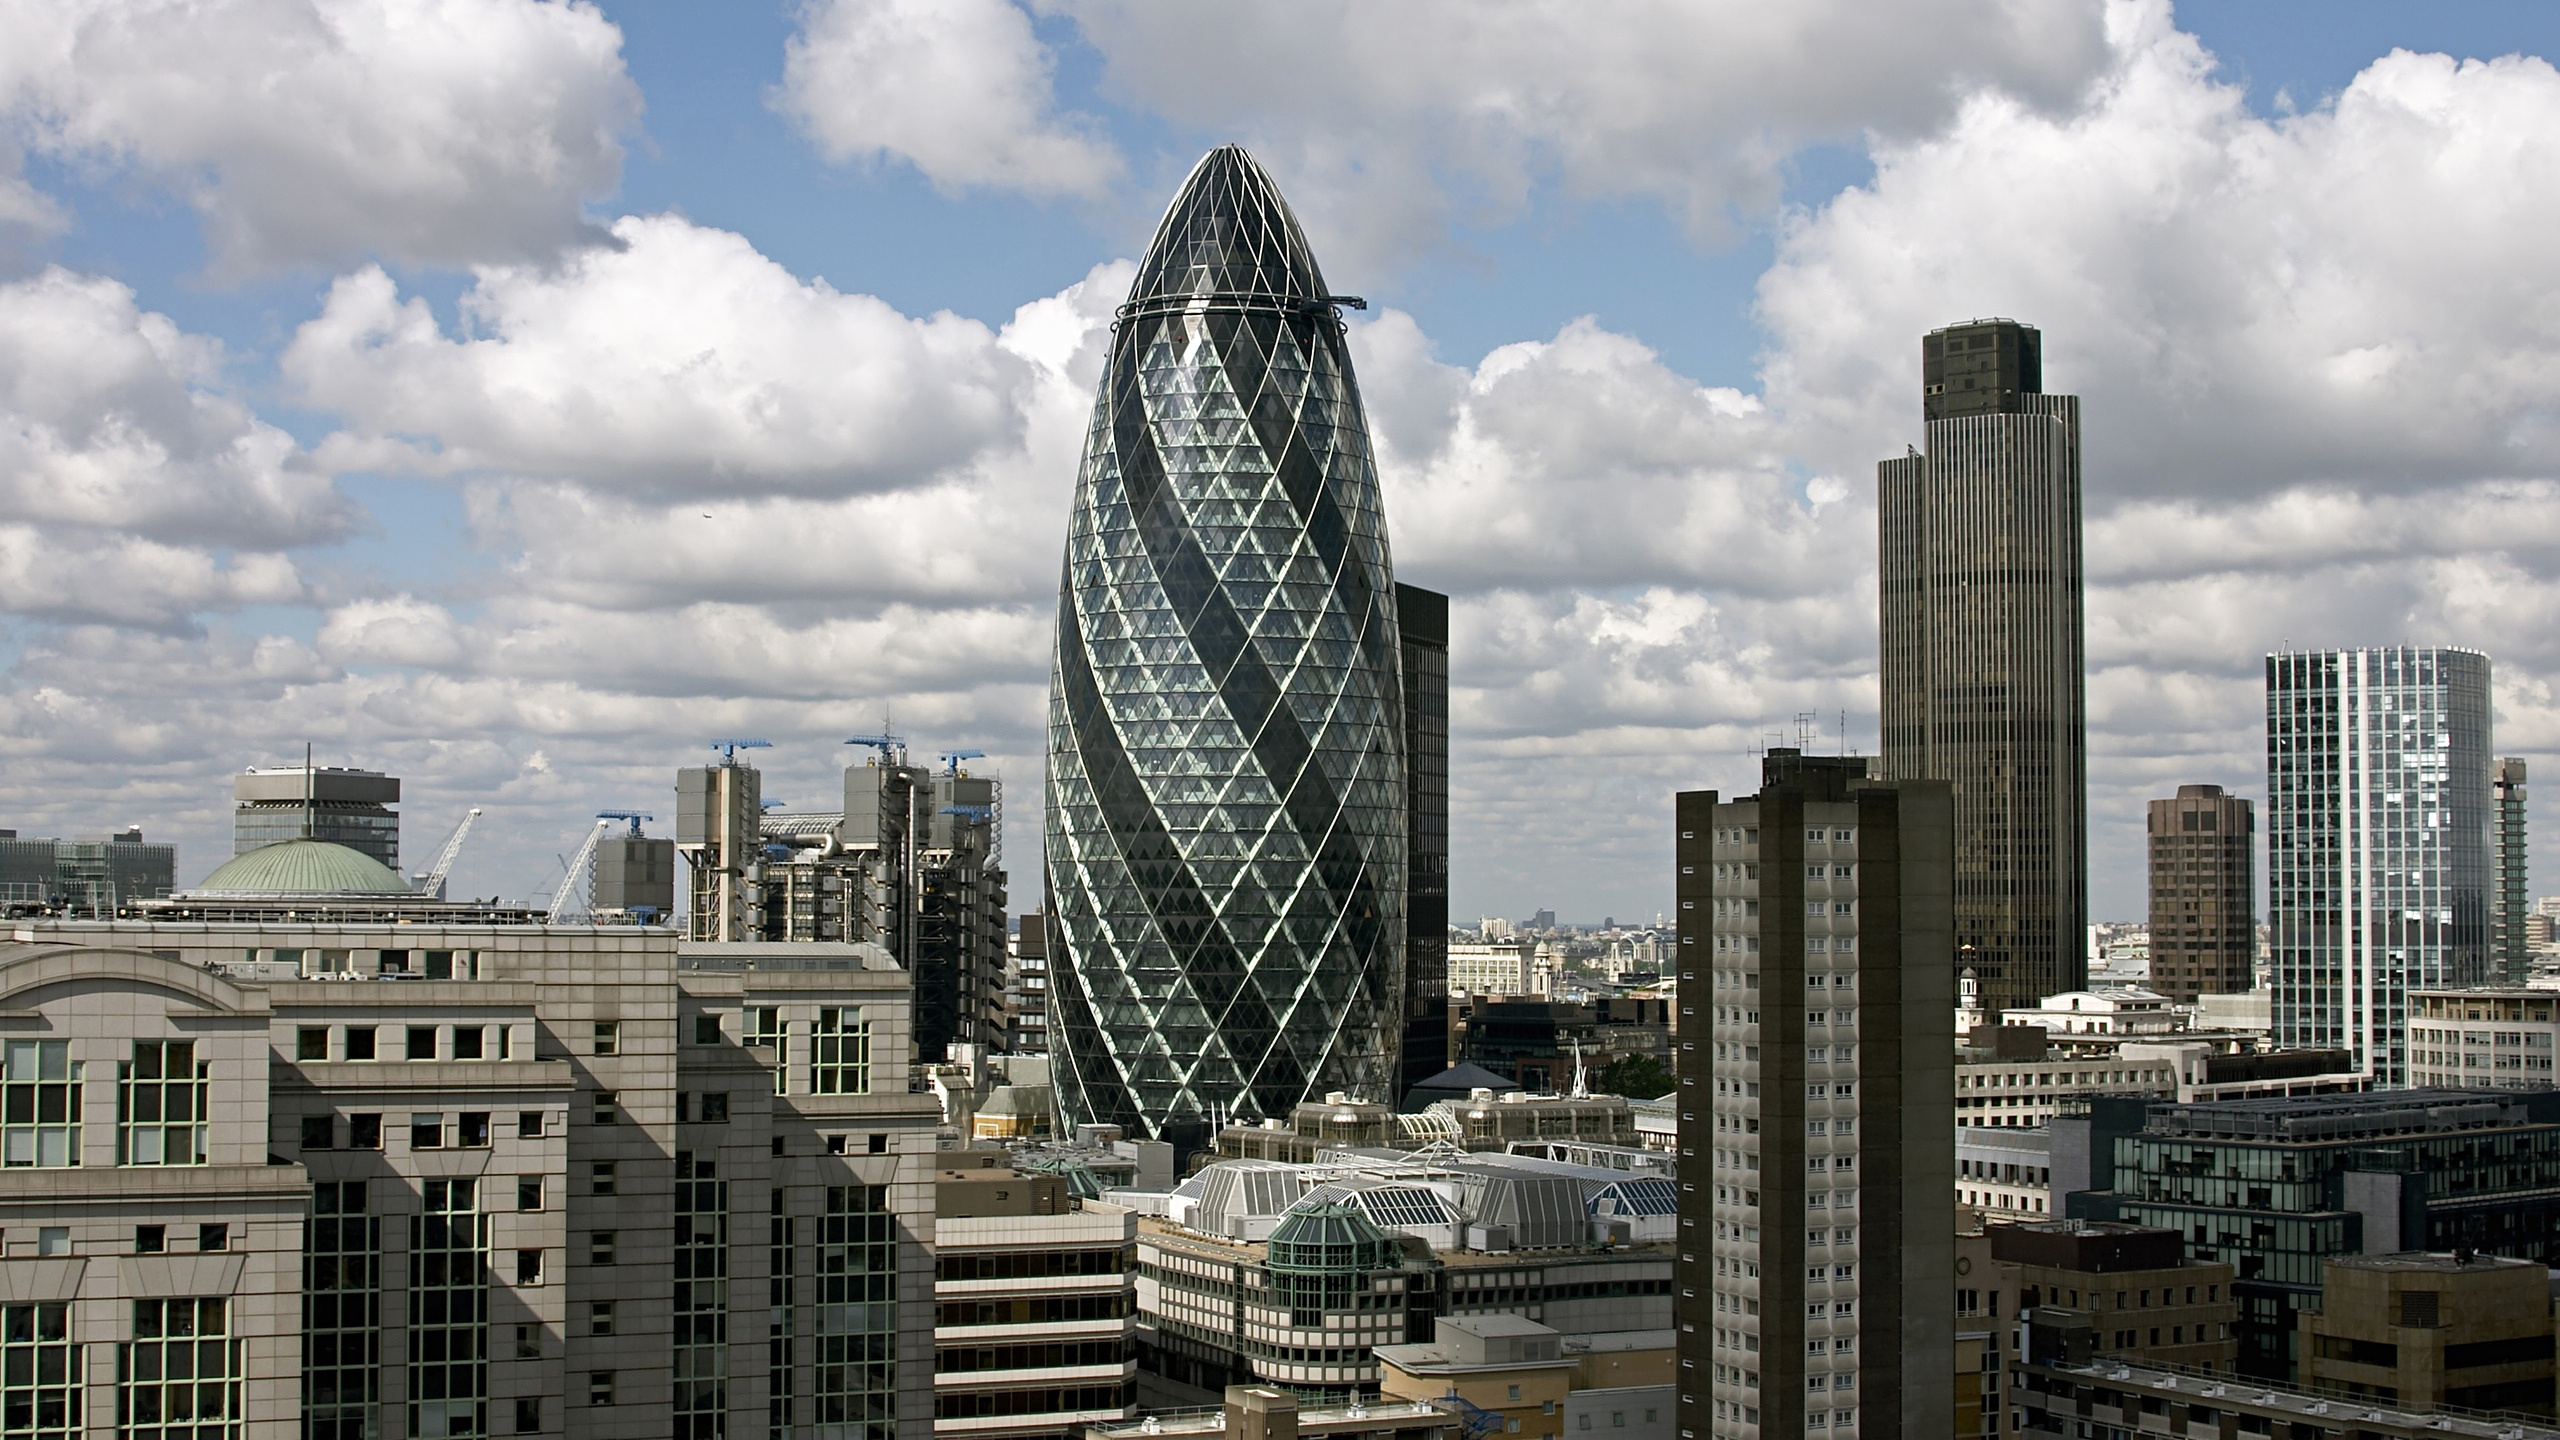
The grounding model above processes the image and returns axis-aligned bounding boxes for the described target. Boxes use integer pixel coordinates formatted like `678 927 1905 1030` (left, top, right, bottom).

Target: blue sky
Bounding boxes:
6 0 2560 927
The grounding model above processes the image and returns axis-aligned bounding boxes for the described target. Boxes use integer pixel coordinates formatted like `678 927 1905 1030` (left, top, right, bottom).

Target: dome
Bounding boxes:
190 840 413 897
1266 1199 1398 1274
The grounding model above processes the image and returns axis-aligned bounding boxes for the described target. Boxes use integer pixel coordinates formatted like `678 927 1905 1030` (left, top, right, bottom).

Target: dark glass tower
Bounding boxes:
1879 318 2087 1013
1397 582 1450 1101
1045 146 1406 1153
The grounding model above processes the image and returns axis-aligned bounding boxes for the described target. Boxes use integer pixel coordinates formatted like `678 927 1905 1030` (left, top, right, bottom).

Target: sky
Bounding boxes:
5 0 2560 927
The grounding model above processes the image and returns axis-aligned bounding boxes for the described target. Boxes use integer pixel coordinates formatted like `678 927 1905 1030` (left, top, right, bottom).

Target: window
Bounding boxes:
516 1250 542 1285
135 1225 165 1254
1509 1386 1523 1401
35 1229 65 1258
694 1014 722 1045
518 1177 543 1211
590 1232 616 1265
411 1179 486 1440
516 1398 542 1434
297 1028 329 1061
199 1224 227 1252
344 1027 376 1061
590 1372 615 1406
515 1325 540 1360
123 1299 237 1438
3 1041 82 1168
593 1092 617 1125
591 1161 617 1196
300 1115 334 1150
348 1113 382 1150
810 1007 871 1094
407 1027 437 1061
117 1042 207 1166
590 1301 615 1336
868 1132 887 1155
452 1027 484 1061
592 1022 619 1056
518 1111 544 1139
0 1302 79 1439
458 1113 491 1148
411 1114 444 1150
701 1093 729 1124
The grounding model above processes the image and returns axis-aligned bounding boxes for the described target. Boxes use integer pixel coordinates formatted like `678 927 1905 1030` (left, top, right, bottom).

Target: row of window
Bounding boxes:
0 1041 203 1169
293 1025 514 1063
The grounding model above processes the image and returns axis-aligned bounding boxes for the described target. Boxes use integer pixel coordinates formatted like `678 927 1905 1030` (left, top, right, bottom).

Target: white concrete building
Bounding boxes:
2408 987 2560 1089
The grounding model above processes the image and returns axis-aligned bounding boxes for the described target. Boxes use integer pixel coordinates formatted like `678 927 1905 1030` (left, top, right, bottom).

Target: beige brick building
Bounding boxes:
0 897 942 1440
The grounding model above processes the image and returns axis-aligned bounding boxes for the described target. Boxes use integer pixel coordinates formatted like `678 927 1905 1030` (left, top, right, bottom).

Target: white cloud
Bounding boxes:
286 215 1059 503
776 0 1121 198
1043 0 2111 268
0 0 640 274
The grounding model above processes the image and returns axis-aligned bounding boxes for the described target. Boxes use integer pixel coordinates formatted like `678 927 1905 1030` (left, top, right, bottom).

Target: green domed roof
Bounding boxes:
191 840 413 897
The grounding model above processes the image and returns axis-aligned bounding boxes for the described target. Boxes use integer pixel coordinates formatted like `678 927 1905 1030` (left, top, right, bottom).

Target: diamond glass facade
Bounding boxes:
1046 145 1405 1149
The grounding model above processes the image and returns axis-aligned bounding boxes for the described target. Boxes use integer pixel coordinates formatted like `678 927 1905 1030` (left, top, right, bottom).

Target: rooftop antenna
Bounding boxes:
1795 712 1818 750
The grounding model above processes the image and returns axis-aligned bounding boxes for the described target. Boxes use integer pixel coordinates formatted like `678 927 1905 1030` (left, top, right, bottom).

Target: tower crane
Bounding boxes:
706 738 770 763
548 818 611 921
413 807 483 900
844 731 906 765
596 810 653 836
938 749 984 775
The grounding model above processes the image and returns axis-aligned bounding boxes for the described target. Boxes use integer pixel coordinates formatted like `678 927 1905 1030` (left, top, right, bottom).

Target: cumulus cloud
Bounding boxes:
777 0 1120 198
287 215 1058 501
1760 1 2560 498
0 0 640 274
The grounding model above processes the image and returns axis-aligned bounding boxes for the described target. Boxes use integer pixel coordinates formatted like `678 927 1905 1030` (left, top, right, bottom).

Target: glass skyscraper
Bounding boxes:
1045 145 1406 1151
2268 647 2494 1086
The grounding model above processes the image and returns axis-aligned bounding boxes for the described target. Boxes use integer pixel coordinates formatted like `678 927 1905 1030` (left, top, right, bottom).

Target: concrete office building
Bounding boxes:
2407 986 2560 1088
1450 944 1532 999
2498 759 2531 984
1045 146 1406 1153
1991 1222 2237 1375
1376 1315 1674 1440
0 847 945 1440
1401 582 1453 1103
2268 648 2495 1086
1673 750 1957 1440
1878 319 2087 1013
234 764 402 871
2146 787 2254 1001
2302 1251 2556 1417
1009 915 1052 1055
932 1156 1139 1437
0 826 177 912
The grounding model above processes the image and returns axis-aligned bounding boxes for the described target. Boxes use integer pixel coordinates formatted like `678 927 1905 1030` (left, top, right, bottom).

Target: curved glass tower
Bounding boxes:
1045 145 1405 1150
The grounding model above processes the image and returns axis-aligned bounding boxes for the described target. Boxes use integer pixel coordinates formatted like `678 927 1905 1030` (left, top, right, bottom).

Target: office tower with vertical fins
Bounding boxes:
2145 785 2255 1001
1397 581 1451 1101
2268 647 2494 1085
2496 757 2530 984
1045 146 1406 1153
1878 318 2087 1013
1674 752 1955 1440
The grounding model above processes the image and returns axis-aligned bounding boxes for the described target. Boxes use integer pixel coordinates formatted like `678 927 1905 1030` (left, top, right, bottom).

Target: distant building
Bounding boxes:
2268 647 2494 1087
1879 318 2087 1014
2145 785 2254 1000
1401 582 1453 1105
2408 986 2560 1088
1449 942 1531 997
233 763 400 871
1008 913 1051 1054
2499 758 2531 984
0 826 175 912
2302 1251 2556 1417
1957 1126 2055 1216
1376 1315 1673 1440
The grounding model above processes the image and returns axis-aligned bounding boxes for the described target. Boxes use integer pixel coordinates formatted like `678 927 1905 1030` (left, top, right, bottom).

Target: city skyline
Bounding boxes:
6 6 2560 928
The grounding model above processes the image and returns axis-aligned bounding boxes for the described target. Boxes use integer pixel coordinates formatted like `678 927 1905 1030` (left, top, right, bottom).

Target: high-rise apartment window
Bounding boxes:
116 1042 206 1166
407 1027 437 1061
592 1023 619 1056
301 1115 334 1151
590 1232 616 1266
694 1014 723 1046
590 1301 615 1336
751 1008 787 1095
517 1111 544 1139
410 1114 444 1151
458 1113 491 1148
593 1092 617 1125
517 1177 543 1211
199 1224 226 1252
1 1302 80 1439
810 1008 870 1095
135 1226 164 1254
452 1027 484 1061
348 1114 381 1150
515 1398 541 1434
297 1028 329 1061
589 1372 615 1407
4 1041 83 1168
123 1299 238 1438
675 1150 730 1435
410 1179 487 1440
591 1161 616 1196
344 1028 376 1061
814 1185 895 1435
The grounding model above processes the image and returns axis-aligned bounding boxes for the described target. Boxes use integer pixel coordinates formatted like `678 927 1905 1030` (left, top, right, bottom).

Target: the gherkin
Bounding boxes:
1045 146 1405 1152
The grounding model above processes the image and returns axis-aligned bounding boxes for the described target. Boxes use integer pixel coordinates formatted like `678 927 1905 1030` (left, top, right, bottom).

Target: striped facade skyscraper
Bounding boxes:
2268 647 2495 1085
1044 146 1406 1153
1877 318 2088 1014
